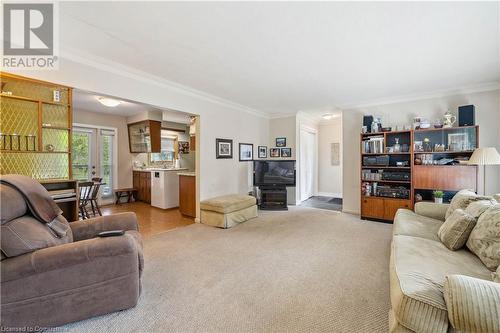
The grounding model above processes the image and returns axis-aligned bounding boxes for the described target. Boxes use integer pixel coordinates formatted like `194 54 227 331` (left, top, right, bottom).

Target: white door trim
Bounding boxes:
297 124 318 204
72 123 119 202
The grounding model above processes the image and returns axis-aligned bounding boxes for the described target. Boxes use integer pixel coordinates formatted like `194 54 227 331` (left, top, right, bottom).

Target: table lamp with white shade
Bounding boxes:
467 147 500 195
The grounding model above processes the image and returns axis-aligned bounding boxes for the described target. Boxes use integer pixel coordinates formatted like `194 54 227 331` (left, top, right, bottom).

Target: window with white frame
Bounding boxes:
151 131 176 162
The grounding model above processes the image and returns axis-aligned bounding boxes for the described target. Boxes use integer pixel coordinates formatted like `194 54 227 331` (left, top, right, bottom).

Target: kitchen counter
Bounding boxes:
177 172 195 177
133 168 188 172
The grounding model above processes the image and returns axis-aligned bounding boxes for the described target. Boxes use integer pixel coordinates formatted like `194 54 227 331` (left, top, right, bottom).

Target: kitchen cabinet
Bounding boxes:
179 174 196 217
128 120 161 153
361 197 411 221
133 171 151 203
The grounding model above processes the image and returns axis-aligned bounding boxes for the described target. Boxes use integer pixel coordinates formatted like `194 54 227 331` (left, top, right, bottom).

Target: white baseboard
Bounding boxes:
317 192 342 198
342 209 360 215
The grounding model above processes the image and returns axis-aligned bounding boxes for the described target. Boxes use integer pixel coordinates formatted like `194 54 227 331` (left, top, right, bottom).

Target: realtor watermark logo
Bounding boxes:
2 2 59 70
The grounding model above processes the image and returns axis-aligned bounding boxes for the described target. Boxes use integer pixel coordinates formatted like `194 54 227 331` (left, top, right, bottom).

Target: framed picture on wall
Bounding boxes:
239 143 253 161
258 146 267 158
276 137 286 147
281 148 291 157
216 138 233 159
270 148 280 157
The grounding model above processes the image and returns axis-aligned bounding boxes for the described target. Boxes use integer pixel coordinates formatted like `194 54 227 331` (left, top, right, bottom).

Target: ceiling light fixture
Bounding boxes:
322 113 334 120
98 97 122 107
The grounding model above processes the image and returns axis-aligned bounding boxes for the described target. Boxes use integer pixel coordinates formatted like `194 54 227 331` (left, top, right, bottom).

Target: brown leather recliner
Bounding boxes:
0 182 144 330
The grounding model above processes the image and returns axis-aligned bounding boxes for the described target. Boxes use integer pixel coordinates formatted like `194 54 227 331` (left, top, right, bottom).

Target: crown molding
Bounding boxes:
338 82 500 110
60 47 269 119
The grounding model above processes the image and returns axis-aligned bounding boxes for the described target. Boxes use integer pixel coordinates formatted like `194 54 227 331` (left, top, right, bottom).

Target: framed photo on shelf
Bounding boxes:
281 148 291 157
258 146 267 158
216 138 233 159
276 137 286 147
239 143 253 161
270 148 280 157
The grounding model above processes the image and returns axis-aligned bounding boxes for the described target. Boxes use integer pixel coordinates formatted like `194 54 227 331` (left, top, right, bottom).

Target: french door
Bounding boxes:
72 126 116 204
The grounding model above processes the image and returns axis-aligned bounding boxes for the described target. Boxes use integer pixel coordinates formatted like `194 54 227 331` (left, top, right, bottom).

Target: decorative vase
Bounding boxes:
434 197 443 204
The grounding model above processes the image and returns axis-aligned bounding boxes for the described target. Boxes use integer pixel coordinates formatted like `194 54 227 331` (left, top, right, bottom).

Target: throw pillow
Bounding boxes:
438 209 477 251
465 199 497 219
493 194 500 202
466 203 500 271
493 266 500 283
445 189 484 220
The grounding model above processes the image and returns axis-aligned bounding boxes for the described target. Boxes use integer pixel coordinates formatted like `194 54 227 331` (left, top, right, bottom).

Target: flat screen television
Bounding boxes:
253 160 296 187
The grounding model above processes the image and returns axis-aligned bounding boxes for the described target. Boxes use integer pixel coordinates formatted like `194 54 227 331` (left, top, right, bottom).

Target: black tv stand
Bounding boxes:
259 186 287 210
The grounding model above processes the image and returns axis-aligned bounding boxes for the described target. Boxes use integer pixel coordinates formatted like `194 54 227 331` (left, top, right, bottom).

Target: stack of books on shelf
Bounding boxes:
362 136 384 154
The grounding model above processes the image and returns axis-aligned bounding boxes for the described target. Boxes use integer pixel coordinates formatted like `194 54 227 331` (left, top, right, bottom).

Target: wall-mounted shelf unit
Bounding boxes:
0 72 73 180
360 126 478 222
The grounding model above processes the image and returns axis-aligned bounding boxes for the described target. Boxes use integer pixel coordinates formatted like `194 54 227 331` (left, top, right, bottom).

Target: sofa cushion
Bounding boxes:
445 190 483 220
390 235 492 333
0 215 72 257
443 275 500 333
200 194 256 214
0 184 28 224
393 209 442 241
466 203 500 271
438 209 476 251
465 199 497 219
494 266 500 283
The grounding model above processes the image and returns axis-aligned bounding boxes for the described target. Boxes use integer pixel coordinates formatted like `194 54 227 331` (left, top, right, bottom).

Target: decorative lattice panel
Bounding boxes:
42 128 68 152
0 97 38 150
42 104 69 128
1 152 69 179
1 77 69 104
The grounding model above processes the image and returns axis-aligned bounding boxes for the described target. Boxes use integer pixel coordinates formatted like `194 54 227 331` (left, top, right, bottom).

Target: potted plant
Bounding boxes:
433 190 444 204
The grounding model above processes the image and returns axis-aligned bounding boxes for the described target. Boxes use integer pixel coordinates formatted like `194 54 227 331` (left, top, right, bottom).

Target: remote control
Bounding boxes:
97 230 125 237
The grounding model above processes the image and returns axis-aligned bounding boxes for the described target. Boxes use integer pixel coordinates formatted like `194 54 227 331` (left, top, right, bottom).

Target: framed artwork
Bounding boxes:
239 143 253 161
276 137 286 147
216 138 233 159
178 141 190 154
331 143 340 165
258 146 267 158
270 148 280 157
281 148 291 158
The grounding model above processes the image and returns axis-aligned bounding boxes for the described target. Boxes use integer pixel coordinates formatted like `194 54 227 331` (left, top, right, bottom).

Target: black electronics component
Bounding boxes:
381 172 410 181
458 105 475 126
377 186 410 199
363 115 374 132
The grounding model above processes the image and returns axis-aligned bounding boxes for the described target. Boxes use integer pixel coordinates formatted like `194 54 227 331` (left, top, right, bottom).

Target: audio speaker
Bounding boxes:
363 115 373 132
458 105 475 126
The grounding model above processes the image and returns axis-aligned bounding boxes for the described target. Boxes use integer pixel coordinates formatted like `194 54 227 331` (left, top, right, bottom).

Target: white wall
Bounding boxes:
268 116 296 159
342 89 500 214
318 116 343 197
20 56 269 201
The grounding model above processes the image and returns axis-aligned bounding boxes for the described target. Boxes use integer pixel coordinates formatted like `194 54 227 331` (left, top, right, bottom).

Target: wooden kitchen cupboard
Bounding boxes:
133 171 151 204
179 175 196 217
128 120 161 153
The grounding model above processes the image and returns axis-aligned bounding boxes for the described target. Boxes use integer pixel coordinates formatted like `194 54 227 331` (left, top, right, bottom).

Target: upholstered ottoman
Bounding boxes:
200 194 258 228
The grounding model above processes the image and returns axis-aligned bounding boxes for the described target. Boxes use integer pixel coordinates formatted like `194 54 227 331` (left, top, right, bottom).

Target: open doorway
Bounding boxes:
299 112 343 211
71 89 200 236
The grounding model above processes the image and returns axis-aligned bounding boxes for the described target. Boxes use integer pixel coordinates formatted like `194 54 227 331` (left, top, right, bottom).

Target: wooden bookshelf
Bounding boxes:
360 126 478 222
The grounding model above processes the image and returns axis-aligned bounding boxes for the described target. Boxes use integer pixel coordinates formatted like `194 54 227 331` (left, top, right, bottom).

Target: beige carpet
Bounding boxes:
63 207 393 333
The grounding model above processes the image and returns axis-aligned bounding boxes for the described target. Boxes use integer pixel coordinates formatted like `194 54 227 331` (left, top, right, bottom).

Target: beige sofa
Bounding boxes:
389 201 500 333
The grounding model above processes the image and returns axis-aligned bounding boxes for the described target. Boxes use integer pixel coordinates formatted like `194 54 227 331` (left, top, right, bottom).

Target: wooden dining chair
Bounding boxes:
90 177 103 217
78 181 94 220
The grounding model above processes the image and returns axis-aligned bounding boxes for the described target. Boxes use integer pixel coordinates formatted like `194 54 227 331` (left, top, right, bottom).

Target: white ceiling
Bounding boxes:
73 89 155 117
73 89 193 123
61 2 499 115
